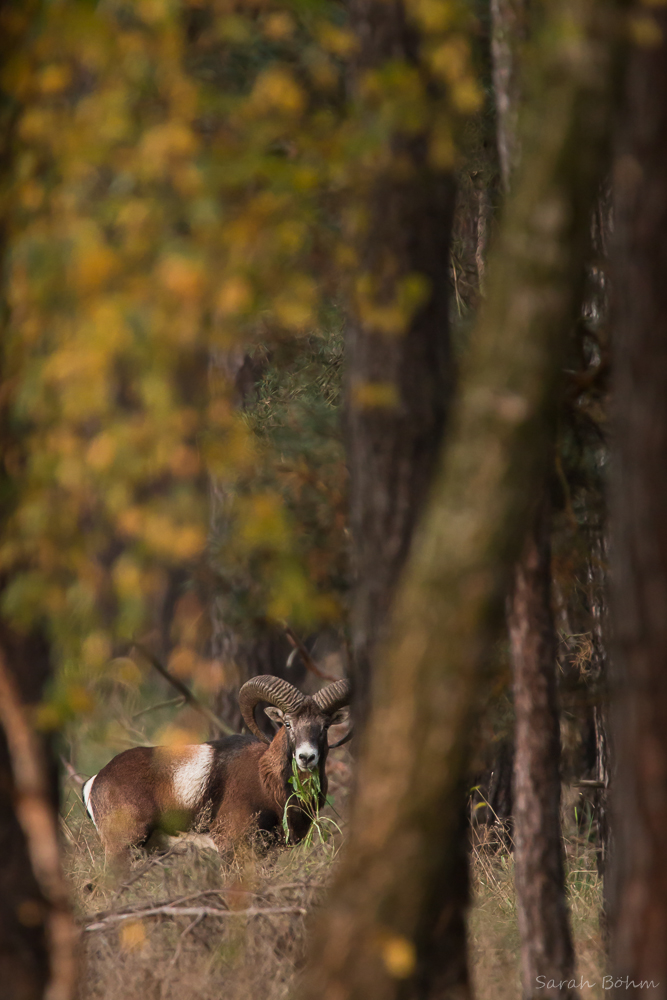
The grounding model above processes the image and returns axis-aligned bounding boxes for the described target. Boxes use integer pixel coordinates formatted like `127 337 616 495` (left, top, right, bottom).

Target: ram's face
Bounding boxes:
264 704 346 771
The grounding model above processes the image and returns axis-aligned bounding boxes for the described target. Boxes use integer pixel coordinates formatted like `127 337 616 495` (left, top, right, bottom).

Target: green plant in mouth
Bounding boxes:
283 756 341 850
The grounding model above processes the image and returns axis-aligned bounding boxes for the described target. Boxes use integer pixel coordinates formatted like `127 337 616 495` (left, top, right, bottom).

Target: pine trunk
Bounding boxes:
509 503 574 1000
609 12 667 997
344 0 456 730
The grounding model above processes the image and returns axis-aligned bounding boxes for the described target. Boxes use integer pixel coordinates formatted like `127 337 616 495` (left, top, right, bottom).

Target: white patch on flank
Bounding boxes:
172 745 214 811
295 742 319 771
82 775 98 830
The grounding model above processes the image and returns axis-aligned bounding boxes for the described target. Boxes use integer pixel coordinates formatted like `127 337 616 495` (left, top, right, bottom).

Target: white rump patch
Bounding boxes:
172 745 214 811
82 775 98 830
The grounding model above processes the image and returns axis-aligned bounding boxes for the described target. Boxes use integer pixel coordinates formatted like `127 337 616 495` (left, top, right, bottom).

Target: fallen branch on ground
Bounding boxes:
85 904 307 932
107 882 322 917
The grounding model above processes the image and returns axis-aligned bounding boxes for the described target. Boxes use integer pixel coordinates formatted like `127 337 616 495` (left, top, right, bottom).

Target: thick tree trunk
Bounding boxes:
345 0 456 730
298 3 622 997
509 502 574 1000
0 8 67 997
609 11 667 998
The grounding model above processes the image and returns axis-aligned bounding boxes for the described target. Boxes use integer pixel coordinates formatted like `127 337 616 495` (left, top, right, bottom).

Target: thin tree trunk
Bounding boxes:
493 3 575 985
509 502 574 1000
0 618 64 1000
490 0 528 192
298 3 622 997
609 11 667 997
0 649 77 1000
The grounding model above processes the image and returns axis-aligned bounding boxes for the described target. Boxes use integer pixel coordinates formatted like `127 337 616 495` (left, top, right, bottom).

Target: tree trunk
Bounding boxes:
509 502 574 1000
490 0 528 191
0 621 69 1000
298 2 622 997
493 4 575 984
609 11 667 997
0 7 69 997
207 348 289 735
344 0 456 730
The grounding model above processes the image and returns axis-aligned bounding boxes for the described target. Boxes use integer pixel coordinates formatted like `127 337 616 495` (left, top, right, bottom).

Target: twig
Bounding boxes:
573 779 606 789
114 841 184 895
84 904 307 932
133 696 185 719
0 652 78 1000
160 913 204 999
283 627 338 682
132 643 236 736
60 755 85 788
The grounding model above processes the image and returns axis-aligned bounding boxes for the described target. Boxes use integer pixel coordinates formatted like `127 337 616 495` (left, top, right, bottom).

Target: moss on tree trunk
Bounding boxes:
298 2 624 997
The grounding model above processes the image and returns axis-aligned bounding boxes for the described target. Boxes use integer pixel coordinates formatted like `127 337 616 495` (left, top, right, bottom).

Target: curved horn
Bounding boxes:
312 679 351 716
238 676 306 743
313 679 353 748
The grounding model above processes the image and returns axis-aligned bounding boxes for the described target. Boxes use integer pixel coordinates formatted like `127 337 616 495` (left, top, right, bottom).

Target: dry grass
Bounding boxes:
469 822 606 999
62 782 606 1000
64 806 337 1000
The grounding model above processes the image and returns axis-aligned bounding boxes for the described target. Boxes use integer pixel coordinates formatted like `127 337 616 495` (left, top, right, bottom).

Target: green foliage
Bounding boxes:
283 755 339 849
210 326 347 630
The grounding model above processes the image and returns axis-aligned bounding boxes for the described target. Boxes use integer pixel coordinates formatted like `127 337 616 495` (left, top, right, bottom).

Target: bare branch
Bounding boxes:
132 643 236 736
60 755 85 788
283 626 339 682
132 696 185 720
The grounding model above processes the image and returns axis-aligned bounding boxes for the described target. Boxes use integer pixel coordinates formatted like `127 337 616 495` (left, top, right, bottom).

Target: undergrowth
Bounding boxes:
63 782 606 1000
469 823 606 999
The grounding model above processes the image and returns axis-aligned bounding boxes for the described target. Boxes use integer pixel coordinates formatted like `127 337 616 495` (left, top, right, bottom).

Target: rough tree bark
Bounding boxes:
298 2 622 997
609 10 667 997
509 502 574 1000
493 1 575 990
207 349 297 734
345 0 456 730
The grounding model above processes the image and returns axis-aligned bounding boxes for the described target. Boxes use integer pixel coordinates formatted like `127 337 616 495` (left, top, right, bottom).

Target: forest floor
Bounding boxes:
62 756 606 1000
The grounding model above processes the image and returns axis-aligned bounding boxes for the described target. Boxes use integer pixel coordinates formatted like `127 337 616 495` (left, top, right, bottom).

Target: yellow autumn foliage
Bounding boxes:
0 0 481 715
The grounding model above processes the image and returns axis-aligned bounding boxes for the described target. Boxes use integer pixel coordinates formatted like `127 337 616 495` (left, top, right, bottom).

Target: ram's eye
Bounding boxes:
284 721 290 729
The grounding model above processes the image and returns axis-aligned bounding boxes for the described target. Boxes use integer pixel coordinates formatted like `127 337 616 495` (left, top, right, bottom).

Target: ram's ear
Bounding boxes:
328 707 350 727
264 706 286 727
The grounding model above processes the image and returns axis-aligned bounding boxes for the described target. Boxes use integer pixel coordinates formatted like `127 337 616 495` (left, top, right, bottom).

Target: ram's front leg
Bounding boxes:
284 801 314 845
